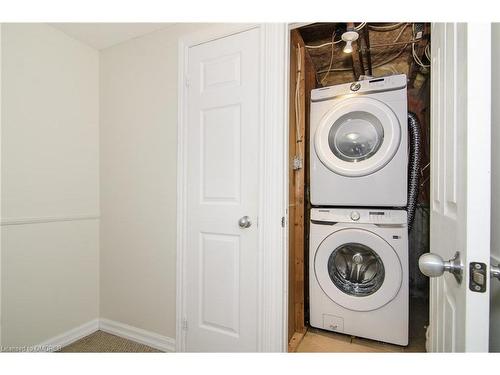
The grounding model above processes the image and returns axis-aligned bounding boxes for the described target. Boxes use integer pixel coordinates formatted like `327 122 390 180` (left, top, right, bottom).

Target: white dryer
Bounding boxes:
310 74 408 207
309 207 408 346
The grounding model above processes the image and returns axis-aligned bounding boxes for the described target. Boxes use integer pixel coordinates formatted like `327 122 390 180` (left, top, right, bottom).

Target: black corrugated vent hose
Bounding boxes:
407 112 422 231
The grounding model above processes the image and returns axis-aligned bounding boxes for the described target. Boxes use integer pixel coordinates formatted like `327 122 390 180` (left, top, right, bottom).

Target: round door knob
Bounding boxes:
238 216 252 229
418 251 463 284
419 253 446 277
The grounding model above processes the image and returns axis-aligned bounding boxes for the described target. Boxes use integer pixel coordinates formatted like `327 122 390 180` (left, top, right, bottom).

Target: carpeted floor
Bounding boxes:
58 330 161 352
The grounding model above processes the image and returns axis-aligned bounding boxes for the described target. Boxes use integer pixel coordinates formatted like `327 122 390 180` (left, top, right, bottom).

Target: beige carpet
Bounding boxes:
58 330 161 353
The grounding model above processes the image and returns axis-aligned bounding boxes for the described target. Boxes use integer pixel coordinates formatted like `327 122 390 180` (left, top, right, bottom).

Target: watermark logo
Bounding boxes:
1 344 62 352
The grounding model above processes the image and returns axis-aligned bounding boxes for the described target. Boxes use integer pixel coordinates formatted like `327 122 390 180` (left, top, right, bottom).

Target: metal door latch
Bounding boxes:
490 262 500 281
469 262 487 293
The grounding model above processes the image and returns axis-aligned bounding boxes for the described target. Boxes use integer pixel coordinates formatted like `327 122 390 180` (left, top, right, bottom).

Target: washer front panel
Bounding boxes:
314 97 401 177
314 228 402 312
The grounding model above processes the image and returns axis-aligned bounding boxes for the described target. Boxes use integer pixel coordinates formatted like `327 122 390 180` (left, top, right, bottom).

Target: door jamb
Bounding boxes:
176 23 289 352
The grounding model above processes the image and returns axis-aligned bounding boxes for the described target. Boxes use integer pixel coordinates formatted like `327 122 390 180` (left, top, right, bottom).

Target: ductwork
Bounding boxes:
407 112 422 231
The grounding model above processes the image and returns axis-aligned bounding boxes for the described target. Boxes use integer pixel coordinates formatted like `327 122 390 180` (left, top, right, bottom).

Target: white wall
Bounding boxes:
99 24 209 339
1 23 99 347
490 23 500 352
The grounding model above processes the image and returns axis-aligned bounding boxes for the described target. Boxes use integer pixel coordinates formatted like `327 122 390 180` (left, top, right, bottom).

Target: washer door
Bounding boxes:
314 228 402 312
314 97 401 177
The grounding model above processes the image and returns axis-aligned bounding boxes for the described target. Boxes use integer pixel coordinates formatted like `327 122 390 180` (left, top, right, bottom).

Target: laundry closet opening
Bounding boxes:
287 22 431 353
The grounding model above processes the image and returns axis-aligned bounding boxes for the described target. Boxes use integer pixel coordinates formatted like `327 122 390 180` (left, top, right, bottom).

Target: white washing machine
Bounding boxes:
309 207 408 346
310 74 408 207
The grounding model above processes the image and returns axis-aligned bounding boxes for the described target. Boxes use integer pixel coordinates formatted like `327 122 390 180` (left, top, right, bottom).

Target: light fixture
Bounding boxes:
342 30 359 54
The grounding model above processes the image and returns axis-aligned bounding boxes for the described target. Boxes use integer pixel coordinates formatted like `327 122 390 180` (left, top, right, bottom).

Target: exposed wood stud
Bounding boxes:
363 26 373 75
288 29 308 342
350 39 364 81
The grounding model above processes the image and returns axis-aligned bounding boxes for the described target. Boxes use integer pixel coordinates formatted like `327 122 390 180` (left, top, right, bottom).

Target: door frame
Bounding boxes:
176 23 289 352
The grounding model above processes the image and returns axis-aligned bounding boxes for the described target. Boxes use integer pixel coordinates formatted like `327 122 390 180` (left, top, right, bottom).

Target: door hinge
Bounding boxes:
182 318 188 330
281 216 286 228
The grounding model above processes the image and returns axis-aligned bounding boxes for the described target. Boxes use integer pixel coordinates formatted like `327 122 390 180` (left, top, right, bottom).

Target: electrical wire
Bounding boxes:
320 32 342 84
424 44 431 61
305 36 343 49
306 23 364 49
367 39 422 49
354 22 367 31
371 23 409 53
305 41 336 49
371 44 409 68
312 22 430 77
295 45 302 151
412 42 430 68
411 24 430 68
316 38 413 75
294 44 303 158
368 22 404 31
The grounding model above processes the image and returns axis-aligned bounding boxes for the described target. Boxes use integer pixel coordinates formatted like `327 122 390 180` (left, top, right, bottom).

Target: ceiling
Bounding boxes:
50 23 176 50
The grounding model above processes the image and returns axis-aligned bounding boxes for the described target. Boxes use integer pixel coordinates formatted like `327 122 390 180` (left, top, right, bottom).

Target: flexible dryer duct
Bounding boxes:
407 112 422 231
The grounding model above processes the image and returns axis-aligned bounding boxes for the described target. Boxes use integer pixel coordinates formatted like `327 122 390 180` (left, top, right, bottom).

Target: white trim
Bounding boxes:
99 319 175 352
176 23 288 352
0 23 3 350
27 319 99 352
257 23 288 352
5 319 175 352
465 22 491 352
1 214 100 226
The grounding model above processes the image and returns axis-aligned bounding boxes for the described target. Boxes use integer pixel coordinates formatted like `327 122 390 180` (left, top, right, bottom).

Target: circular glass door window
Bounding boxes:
328 111 384 162
327 242 385 296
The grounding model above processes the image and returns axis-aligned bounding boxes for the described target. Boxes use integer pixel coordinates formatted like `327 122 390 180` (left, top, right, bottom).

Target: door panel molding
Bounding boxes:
177 23 288 352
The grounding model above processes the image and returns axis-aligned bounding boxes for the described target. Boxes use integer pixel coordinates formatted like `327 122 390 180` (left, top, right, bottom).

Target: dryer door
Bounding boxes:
314 228 402 312
314 97 401 177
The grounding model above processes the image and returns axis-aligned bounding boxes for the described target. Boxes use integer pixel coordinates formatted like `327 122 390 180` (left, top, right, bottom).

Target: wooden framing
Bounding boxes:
351 39 365 80
288 29 306 343
288 29 316 350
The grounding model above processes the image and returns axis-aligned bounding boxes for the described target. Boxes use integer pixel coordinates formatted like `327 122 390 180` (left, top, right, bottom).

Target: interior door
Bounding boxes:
184 27 260 352
422 23 491 352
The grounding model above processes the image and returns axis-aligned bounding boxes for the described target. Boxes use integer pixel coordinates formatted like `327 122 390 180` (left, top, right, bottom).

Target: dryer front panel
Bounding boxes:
314 228 402 312
314 97 401 177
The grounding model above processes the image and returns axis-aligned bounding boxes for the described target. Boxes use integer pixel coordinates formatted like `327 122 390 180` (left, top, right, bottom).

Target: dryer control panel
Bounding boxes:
311 208 407 225
311 74 407 102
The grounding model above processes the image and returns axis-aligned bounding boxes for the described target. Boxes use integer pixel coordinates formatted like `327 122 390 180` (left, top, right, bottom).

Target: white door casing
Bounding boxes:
177 24 288 352
428 23 490 352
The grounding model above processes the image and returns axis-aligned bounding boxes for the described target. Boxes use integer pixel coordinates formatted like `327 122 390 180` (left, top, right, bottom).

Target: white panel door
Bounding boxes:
184 28 260 352
425 23 490 352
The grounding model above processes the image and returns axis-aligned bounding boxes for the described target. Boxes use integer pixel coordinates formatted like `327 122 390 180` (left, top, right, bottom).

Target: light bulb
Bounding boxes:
341 30 358 54
343 40 353 54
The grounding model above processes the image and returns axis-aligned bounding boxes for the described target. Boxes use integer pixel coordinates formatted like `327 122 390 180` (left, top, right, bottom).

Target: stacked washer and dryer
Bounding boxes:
309 74 410 346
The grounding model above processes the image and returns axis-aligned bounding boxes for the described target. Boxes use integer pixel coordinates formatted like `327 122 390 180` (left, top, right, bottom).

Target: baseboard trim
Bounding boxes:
34 319 99 352
9 318 175 353
99 319 175 352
